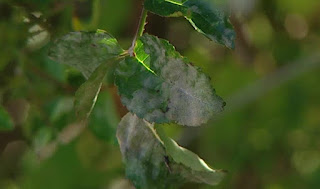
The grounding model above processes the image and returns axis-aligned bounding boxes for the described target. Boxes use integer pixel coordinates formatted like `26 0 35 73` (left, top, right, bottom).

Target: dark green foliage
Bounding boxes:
144 0 235 48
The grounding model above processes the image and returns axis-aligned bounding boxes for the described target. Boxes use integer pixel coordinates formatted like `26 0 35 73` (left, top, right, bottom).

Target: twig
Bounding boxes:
128 7 148 56
225 53 320 113
29 64 75 93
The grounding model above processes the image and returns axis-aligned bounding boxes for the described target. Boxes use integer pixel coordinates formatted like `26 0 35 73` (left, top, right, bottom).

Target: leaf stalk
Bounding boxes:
129 7 148 56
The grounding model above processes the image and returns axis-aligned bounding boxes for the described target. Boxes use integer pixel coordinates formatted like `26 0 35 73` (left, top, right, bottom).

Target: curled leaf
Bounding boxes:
117 113 225 188
156 126 226 185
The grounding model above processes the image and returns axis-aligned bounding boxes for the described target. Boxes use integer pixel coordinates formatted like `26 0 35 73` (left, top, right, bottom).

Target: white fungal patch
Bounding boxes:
49 31 122 79
116 113 170 187
116 34 224 126
140 35 224 126
117 113 225 186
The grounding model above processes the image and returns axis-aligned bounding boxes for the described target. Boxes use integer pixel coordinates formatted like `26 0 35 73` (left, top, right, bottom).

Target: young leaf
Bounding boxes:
117 113 225 188
144 0 235 48
0 105 14 131
74 57 120 121
115 34 225 126
48 30 123 79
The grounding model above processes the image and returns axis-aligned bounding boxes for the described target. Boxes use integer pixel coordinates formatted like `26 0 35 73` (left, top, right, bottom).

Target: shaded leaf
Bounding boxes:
48 30 123 78
117 113 225 188
117 113 178 189
115 34 225 126
89 91 119 142
144 0 235 48
74 58 120 121
0 105 14 131
48 97 74 123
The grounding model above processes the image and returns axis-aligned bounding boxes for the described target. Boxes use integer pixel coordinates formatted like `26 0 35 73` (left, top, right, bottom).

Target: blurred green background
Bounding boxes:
1 0 320 188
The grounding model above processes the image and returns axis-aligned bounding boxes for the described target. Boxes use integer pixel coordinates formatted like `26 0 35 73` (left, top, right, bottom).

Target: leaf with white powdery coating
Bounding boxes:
48 30 123 79
117 113 225 188
115 34 225 126
144 0 235 48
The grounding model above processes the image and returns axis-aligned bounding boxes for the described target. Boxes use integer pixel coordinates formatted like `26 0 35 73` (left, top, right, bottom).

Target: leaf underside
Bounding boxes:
115 34 225 126
48 30 123 79
117 113 225 189
144 0 236 48
74 59 112 121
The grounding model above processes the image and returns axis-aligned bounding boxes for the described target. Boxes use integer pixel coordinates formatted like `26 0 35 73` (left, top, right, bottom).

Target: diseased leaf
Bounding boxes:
144 0 235 48
48 30 123 78
74 58 120 121
117 113 225 188
156 126 226 185
0 105 14 131
117 113 180 189
115 34 225 126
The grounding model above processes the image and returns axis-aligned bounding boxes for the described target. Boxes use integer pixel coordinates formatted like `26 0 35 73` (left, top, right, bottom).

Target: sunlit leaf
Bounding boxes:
115 34 225 126
144 0 235 48
156 126 226 185
0 105 14 131
48 30 123 78
117 113 225 188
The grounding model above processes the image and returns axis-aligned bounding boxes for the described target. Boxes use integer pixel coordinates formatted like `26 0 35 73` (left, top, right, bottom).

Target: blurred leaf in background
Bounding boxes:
0 106 14 131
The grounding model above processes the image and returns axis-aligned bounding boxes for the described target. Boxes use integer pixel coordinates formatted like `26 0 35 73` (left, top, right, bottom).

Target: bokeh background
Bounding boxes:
1 0 320 188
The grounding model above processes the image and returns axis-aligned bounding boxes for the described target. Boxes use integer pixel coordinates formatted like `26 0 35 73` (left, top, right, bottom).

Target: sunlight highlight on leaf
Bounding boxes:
115 34 225 126
117 113 225 188
144 0 236 48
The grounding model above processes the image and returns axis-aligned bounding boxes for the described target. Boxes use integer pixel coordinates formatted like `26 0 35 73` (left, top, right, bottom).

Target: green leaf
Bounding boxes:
156 126 226 185
144 0 235 48
0 105 14 131
115 34 225 126
117 113 225 188
48 30 123 79
89 91 119 142
74 57 120 121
